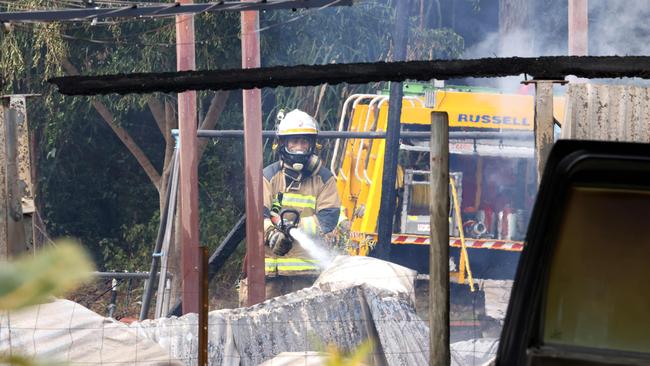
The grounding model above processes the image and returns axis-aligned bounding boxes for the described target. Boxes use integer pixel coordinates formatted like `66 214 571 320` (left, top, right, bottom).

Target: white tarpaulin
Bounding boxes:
0 299 182 365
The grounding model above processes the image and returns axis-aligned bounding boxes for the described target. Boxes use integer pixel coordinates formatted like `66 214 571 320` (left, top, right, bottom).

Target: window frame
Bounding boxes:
496 140 650 366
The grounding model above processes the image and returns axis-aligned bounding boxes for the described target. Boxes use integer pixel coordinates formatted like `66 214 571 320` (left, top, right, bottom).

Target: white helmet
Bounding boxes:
276 109 319 137
276 109 320 173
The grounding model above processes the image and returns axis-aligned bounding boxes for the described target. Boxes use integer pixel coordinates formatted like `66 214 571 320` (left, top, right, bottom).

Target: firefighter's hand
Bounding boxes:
265 227 293 256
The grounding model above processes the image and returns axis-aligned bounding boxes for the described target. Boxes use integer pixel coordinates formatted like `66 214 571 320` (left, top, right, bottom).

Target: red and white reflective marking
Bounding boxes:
390 235 524 252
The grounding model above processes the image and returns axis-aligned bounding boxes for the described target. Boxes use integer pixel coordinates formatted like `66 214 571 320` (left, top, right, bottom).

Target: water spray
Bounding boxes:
290 229 333 269
274 208 334 269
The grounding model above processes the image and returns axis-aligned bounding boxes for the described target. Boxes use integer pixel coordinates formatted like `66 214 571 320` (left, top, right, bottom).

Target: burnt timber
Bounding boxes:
50 56 650 96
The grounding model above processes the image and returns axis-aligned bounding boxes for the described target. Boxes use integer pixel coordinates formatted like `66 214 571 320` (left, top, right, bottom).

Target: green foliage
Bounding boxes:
409 26 464 60
0 1 66 92
36 105 159 269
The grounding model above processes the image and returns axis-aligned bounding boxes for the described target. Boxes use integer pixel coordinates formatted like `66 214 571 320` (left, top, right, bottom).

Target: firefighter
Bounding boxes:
238 109 343 305
263 109 342 293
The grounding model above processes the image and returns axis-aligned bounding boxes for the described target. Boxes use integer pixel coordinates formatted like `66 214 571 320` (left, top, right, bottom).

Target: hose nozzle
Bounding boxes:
278 208 300 240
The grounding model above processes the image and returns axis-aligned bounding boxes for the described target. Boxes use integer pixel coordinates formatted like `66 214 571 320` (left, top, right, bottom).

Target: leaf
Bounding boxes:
0 353 67 366
0 240 95 310
324 340 374 366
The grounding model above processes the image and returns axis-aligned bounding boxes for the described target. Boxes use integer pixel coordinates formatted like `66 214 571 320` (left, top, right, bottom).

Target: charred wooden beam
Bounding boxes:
49 56 650 96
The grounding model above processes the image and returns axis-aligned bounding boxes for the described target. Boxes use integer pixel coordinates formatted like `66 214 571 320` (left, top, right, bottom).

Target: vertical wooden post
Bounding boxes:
9 96 34 253
241 2 265 306
534 81 555 183
4 101 26 256
569 0 588 56
0 97 30 260
0 100 8 260
429 111 449 366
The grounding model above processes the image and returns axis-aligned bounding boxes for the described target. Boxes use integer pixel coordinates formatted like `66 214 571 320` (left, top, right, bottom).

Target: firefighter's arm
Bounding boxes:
263 177 280 245
304 176 341 235
263 178 293 255
263 176 274 234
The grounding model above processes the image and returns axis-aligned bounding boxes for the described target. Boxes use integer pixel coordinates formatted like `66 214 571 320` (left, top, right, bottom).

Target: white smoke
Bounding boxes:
589 0 650 56
460 27 539 92
584 0 650 87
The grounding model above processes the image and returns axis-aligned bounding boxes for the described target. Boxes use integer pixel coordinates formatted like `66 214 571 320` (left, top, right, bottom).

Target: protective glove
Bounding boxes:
265 227 293 256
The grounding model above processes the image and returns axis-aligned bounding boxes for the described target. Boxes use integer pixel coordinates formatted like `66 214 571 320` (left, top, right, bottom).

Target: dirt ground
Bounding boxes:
66 276 240 321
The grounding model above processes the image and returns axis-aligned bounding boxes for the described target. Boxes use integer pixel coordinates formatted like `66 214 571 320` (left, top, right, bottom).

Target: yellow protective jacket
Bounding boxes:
263 161 341 276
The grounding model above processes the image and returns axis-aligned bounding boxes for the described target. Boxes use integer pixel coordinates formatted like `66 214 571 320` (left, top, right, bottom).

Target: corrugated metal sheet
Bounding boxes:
562 83 650 141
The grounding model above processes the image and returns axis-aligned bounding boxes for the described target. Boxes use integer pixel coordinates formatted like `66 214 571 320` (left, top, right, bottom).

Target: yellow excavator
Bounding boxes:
330 83 565 286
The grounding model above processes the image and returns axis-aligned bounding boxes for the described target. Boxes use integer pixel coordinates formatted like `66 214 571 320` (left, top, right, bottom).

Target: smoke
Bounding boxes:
589 0 650 56
458 2 565 92
461 1 650 72
459 17 532 91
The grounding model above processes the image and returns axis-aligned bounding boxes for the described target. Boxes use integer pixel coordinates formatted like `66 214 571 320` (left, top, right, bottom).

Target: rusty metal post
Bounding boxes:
569 0 588 56
429 112 450 366
176 0 200 315
176 2 207 364
241 2 265 305
532 81 555 183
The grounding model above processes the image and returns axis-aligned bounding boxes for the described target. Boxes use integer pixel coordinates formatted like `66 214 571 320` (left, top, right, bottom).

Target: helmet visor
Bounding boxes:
282 135 315 154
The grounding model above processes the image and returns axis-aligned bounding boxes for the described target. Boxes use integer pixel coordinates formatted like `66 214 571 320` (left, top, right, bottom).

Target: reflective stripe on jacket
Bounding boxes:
282 192 316 209
265 257 319 275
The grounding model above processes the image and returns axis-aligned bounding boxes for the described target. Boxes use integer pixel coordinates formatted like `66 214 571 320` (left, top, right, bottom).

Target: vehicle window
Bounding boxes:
543 186 650 353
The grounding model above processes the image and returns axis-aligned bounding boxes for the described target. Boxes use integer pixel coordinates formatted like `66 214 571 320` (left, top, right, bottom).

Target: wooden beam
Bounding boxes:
49 56 650 96
533 81 555 183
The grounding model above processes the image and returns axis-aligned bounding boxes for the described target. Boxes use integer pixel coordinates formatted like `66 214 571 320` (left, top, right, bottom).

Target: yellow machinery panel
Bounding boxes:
400 91 565 129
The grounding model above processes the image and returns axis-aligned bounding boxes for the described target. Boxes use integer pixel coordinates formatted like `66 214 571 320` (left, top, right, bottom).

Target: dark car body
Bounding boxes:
496 140 650 366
